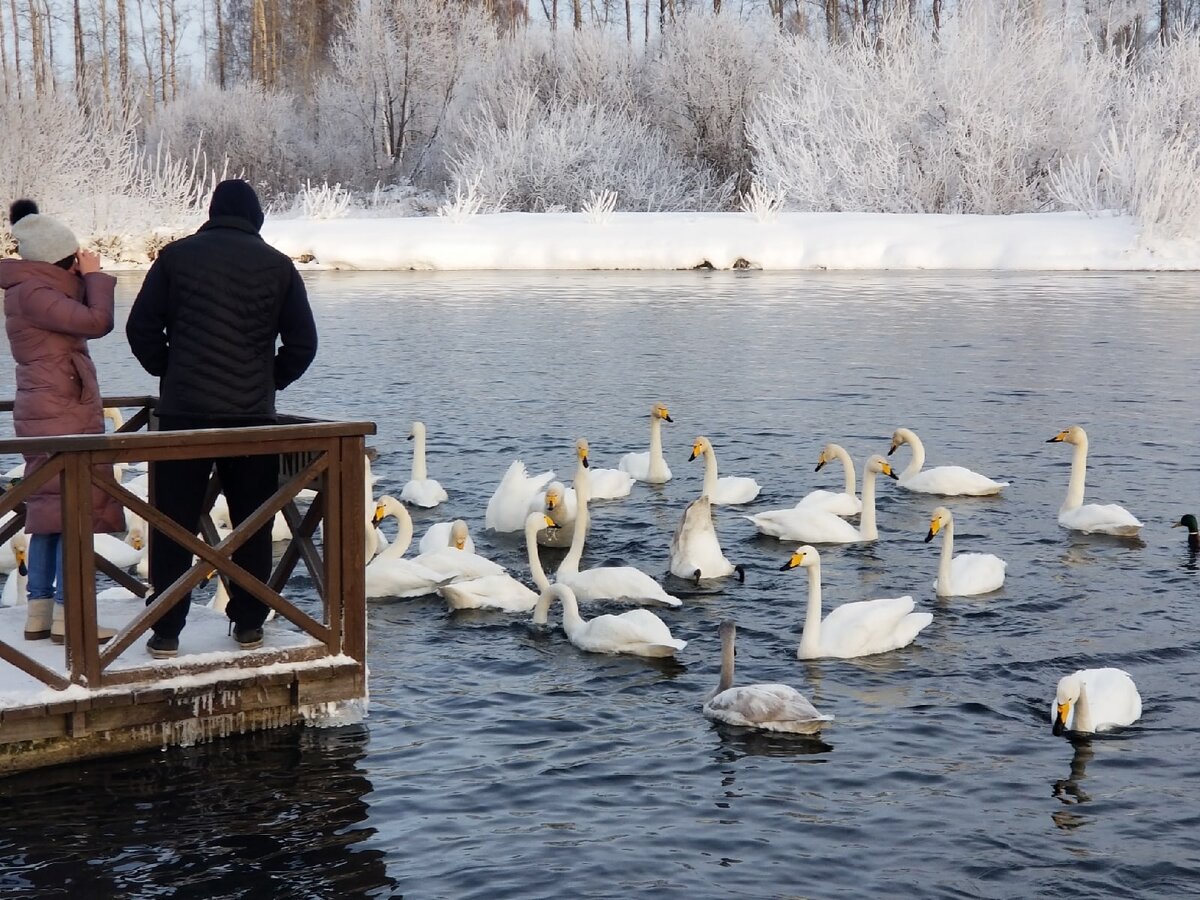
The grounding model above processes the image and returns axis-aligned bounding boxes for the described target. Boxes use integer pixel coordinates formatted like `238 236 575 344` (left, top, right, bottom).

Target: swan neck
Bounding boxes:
936 520 954 593
858 467 878 540
1064 441 1088 511
718 635 735 693
1074 683 1092 732
836 446 857 495
558 589 585 636
411 431 428 481
558 470 590 575
901 434 925 479
649 416 664 464
702 448 719 498
799 563 823 656
526 519 552 592
378 505 414 559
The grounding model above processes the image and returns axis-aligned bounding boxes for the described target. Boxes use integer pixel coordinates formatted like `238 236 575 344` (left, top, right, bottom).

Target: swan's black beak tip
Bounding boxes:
1045 436 1060 443
406 434 414 441
924 530 934 543
18 561 27 577
582 458 589 468
778 560 793 571
664 414 674 423
688 451 698 462
1052 717 1065 737
814 462 825 473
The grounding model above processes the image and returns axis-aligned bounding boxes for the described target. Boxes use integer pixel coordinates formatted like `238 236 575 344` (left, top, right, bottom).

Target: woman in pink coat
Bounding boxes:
1 200 124 644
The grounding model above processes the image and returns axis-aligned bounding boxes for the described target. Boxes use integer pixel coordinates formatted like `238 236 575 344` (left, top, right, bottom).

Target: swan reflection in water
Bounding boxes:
0 726 396 897
1051 737 1095 830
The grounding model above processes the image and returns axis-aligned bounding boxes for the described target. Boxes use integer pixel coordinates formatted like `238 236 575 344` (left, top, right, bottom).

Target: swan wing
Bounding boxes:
586 467 635 500
417 522 476 555
618 452 672 483
365 558 450 599
1081 668 1143 731
711 476 761 506
400 478 448 508
744 507 860 543
901 466 1008 496
439 574 538 612
1059 503 1143 536
945 553 1007 596
558 567 682 607
704 684 833 733
796 490 862 517
573 608 685 655
413 548 506 580
486 460 556 532
819 596 929 657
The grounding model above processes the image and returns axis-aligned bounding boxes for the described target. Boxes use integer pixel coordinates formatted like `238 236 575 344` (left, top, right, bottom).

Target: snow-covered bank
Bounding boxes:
256 211 1200 272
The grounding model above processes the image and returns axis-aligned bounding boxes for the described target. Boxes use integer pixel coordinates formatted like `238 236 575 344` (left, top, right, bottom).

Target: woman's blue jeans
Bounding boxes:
27 532 64 604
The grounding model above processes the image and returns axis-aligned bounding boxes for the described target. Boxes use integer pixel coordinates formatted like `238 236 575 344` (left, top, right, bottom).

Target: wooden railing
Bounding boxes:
0 396 374 690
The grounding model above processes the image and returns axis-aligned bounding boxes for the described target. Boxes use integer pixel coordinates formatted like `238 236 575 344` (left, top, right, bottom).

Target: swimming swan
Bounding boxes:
1046 426 1143 536
688 436 761 505
1052 668 1141 736
413 519 505 581
530 481 578 548
418 521 477 555
888 427 1008 496
703 620 832 734
924 506 1006 596
796 443 862 517
366 496 455 599
400 421 449 508
670 495 744 583
0 533 26 607
783 545 932 659
485 460 556 532
555 466 682 607
439 513 555 612
618 403 674 484
576 438 634 500
744 455 897 543
533 583 686 658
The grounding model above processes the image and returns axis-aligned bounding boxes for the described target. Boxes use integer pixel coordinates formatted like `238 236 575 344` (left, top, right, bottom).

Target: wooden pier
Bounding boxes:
0 396 374 774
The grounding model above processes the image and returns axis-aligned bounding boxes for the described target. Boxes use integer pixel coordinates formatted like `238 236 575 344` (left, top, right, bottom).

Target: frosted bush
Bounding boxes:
748 4 1111 214
581 190 618 225
436 175 488 222
292 181 354 219
740 181 786 223
448 88 729 212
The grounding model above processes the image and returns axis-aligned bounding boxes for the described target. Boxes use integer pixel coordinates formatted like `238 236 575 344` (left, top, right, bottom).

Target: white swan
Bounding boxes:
796 443 862 517
670 495 743 583
417 521 476 555
574 438 634 500
400 421 449 508
688 436 761 505
924 506 1006 596
0 533 27 606
485 459 555 532
366 496 454 599
533 583 686 658
412 519 506 580
888 427 1008 496
211 493 292 542
1052 668 1142 735
555 466 681 608
94 531 145 570
530 481 578 548
783 545 932 659
703 620 833 734
0 512 22 573
618 403 674 484
440 513 554 612
1046 426 1143 536
744 455 897 544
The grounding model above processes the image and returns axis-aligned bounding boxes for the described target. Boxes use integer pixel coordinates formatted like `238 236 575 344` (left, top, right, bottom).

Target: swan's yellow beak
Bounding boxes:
454 538 466 550
545 492 559 510
654 405 673 422
880 461 897 480
1053 701 1071 735
372 502 385 525
578 447 590 468
1046 431 1069 443
15 547 26 577
925 518 942 542
887 439 900 456
542 515 556 528
815 451 828 472
688 440 704 462
131 534 144 551
780 550 805 571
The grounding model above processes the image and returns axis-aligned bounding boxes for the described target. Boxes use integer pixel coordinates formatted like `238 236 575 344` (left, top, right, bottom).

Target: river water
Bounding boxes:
1 270 1198 898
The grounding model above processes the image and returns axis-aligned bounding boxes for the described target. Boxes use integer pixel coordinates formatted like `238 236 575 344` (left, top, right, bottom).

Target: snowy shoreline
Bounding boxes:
240 211 1198 273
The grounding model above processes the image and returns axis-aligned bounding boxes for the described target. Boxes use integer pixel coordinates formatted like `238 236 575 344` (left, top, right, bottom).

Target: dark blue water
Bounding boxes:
1 270 1198 898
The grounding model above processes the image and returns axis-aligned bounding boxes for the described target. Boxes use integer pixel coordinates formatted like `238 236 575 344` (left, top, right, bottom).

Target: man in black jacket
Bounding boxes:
127 179 318 659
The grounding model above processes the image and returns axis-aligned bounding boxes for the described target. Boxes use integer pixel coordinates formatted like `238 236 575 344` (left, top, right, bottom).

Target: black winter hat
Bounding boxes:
208 179 265 232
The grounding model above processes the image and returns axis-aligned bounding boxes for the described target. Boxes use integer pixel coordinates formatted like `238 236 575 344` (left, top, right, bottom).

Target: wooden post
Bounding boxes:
339 437 366 664
60 450 100 686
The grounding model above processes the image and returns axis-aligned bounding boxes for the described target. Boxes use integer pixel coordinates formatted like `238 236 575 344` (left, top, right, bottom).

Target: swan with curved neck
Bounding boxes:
1052 669 1141 735
532 583 686 657
744 455 896 543
440 513 555 611
888 427 1008 496
688 436 760 505
670 494 744 583
783 545 931 659
365 496 454 598
575 438 634 500
796 443 861 516
556 465 681 607
618 403 674 484
400 421 449 508
1046 426 1142 536
703 620 832 733
924 506 1006 596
